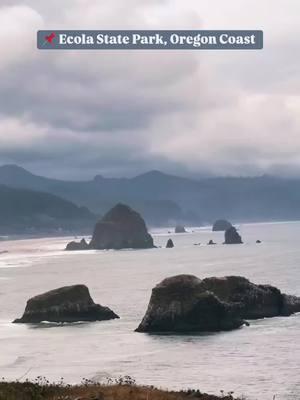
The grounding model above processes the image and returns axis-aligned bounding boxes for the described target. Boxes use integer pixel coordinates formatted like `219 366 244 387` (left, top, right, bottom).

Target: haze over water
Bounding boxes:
0 222 299 400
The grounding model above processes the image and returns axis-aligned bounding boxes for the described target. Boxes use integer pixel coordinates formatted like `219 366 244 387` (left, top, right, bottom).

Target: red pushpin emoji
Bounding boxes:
42 32 56 46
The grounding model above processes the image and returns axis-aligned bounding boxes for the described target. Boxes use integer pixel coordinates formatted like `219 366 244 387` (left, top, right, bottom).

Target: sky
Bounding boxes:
0 0 299 179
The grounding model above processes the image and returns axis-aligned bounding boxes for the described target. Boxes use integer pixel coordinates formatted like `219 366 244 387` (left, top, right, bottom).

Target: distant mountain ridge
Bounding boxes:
1 164 300 224
0 183 95 234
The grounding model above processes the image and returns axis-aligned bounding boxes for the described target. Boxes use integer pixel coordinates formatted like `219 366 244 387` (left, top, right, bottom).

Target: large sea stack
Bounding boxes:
224 226 243 244
66 203 154 250
89 203 154 250
136 275 244 333
13 285 119 323
212 219 232 231
136 275 300 333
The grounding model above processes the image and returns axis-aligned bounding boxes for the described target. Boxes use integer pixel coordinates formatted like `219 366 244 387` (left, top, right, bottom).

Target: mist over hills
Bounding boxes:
0 184 95 234
1 164 300 230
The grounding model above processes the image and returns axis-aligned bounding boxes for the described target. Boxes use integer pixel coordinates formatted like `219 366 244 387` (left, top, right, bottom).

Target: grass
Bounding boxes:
0 376 245 400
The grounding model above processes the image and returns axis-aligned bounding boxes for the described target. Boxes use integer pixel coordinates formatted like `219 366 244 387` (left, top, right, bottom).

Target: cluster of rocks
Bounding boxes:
136 274 300 333
13 206 296 331
66 203 154 251
13 276 300 331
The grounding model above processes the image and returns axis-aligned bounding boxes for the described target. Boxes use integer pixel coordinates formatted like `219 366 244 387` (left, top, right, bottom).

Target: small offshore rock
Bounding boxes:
66 238 89 251
166 239 174 248
175 225 187 233
224 226 243 244
207 240 216 245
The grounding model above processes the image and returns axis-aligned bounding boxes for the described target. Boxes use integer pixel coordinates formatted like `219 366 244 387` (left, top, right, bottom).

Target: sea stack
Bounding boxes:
212 219 232 231
66 238 89 251
136 274 300 333
224 226 243 244
166 239 174 248
13 285 119 323
136 275 244 333
90 203 154 250
66 203 154 250
175 225 187 233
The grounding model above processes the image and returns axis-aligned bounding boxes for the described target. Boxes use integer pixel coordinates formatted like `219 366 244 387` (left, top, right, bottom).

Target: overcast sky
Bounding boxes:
0 0 299 179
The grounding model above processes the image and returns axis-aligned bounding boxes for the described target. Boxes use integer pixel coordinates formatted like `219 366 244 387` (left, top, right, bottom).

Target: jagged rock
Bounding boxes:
212 219 232 231
65 238 89 251
136 275 244 333
166 239 174 248
224 226 243 244
13 285 119 323
175 225 187 233
207 240 216 245
136 275 300 333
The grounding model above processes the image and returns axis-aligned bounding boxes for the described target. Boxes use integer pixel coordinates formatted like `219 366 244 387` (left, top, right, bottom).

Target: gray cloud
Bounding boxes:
0 1 299 179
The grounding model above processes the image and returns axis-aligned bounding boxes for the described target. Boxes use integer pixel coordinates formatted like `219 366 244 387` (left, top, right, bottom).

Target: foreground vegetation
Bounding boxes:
0 377 245 400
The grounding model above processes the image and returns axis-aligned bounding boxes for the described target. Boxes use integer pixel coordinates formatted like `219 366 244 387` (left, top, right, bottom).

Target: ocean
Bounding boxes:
0 222 299 399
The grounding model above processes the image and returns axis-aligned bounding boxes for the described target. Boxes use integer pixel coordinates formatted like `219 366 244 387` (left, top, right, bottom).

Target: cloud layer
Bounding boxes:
0 1 299 179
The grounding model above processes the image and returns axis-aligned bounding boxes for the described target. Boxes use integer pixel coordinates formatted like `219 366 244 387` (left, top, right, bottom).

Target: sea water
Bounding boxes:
0 222 299 399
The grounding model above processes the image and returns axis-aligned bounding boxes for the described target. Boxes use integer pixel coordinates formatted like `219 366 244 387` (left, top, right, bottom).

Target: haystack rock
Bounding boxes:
224 226 243 244
166 239 174 248
66 204 154 250
66 238 89 251
13 285 119 323
89 204 154 250
212 219 232 231
136 275 300 333
175 225 187 233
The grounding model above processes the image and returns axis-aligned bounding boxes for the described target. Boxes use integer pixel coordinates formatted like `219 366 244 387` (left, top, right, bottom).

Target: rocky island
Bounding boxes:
66 203 154 250
224 226 243 244
212 219 232 231
136 274 300 333
13 284 119 323
175 225 187 233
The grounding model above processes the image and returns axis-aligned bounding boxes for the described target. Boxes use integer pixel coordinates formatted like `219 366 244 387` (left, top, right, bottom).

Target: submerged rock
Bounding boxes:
212 219 232 231
136 275 244 333
89 203 154 250
166 239 174 248
13 284 119 323
175 225 187 233
66 238 89 251
136 274 300 333
224 226 243 244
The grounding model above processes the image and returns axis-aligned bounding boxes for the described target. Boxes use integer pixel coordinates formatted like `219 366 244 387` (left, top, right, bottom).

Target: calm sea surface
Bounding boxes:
0 222 299 400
